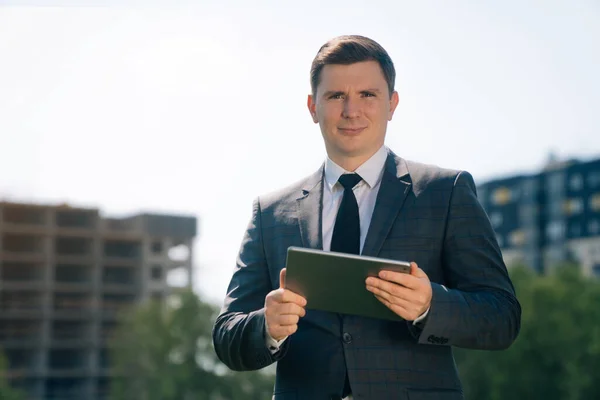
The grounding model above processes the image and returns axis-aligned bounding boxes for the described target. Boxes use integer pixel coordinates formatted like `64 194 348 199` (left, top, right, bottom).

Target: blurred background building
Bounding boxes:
478 155 600 276
0 201 197 400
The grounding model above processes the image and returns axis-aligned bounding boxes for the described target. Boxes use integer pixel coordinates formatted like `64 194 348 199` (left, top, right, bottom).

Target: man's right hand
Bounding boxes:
264 268 307 341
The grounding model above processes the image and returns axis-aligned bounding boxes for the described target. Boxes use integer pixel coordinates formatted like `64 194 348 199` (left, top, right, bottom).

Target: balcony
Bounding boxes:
45 377 91 399
54 263 93 292
52 293 93 320
0 321 42 347
0 262 46 290
51 321 93 347
4 348 43 377
102 240 141 266
7 378 43 399
99 321 118 346
1 233 46 263
47 349 91 377
53 209 97 236
0 290 44 318
102 266 139 293
1 223 48 235
101 294 137 319
1 205 48 233
96 377 110 400
54 237 94 264
100 217 143 241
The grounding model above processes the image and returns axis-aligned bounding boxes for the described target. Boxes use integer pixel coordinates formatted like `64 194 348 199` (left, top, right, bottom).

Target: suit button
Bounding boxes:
342 332 352 344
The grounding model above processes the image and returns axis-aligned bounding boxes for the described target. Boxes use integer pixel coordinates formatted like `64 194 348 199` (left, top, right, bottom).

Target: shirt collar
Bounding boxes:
324 145 388 190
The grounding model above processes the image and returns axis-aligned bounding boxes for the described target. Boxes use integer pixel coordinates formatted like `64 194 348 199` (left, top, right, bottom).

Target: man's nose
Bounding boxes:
342 97 361 118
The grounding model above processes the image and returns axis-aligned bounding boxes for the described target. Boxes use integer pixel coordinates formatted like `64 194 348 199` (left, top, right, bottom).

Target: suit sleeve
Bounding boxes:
411 171 521 350
212 198 289 371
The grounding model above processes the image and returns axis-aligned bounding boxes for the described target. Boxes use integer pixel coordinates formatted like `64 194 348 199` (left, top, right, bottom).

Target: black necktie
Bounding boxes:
330 173 362 255
330 173 362 399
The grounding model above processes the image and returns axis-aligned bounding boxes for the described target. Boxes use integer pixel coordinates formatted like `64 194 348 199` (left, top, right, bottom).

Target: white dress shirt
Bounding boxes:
321 145 388 253
264 146 428 399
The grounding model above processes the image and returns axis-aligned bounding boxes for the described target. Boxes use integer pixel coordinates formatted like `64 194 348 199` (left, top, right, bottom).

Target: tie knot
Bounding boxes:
338 173 362 190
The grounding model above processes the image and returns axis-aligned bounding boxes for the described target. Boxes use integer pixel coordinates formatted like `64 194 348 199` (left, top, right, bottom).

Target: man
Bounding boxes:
213 35 521 400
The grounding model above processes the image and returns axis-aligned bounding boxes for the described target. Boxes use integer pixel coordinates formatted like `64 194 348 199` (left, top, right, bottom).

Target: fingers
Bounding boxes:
277 313 301 326
273 302 306 318
279 289 307 307
277 268 306 305
265 299 305 340
376 262 423 288
366 276 423 302
410 262 427 278
374 294 424 321
265 279 307 341
366 278 422 305
279 268 286 288
366 262 432 321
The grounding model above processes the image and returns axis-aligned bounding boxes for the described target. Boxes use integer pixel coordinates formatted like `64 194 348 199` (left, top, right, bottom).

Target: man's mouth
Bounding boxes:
338 127 366 135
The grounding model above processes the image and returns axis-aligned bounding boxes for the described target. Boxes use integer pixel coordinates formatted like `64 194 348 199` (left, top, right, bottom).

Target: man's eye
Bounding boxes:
330 94 343 99
363 92 376 97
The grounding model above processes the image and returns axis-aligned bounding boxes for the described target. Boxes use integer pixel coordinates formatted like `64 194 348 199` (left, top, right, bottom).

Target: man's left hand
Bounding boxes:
365 262 432 321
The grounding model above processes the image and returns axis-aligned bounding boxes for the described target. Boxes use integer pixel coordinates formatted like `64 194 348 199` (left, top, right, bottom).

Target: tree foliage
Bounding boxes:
109 290 275 400
0 350 26 400
454 264 600 400
108 264 600 400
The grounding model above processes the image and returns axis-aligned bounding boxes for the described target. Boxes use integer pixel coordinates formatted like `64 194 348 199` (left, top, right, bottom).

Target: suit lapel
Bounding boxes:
362 152 412 257
297 166 324 250
296 165 340 335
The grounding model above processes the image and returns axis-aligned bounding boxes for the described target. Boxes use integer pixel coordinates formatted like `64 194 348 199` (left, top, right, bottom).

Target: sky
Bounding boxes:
0 0 599 303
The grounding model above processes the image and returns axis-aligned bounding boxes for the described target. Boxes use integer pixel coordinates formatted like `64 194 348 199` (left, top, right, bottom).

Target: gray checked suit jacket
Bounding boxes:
213 150 521 400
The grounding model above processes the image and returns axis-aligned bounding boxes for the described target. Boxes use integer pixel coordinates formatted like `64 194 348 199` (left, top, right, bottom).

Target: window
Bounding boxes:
548 172 565 194
519 204 538 222
492 187 512 205
570 223 582 237
511 187 520 201
549 198 563 217
522 179 537 200
588 171 600 188
489 212 503 228
589 220 600 235
569 174 583 191
509 230 526 247
151 265 163 280
563 198 584 215
151 241 163 254
590 194 600 212
546 221 564 241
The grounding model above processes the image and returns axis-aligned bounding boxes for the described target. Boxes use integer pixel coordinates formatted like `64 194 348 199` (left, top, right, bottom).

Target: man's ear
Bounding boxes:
388 91 399 121
307 94 318 123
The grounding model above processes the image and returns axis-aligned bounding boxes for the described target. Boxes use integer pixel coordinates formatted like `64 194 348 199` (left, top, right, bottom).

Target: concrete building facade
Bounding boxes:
477 156 600 276
0 201 197 400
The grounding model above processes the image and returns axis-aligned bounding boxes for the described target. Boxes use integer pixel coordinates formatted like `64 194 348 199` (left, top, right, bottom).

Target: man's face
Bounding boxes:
308 61 399 165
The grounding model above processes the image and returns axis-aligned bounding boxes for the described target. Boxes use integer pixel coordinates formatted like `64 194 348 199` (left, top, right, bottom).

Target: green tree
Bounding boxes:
0 350 26 400
454 264 600 400
109 289 275 400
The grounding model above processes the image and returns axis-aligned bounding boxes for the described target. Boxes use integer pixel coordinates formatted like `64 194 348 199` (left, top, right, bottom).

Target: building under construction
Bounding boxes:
0 201 197 400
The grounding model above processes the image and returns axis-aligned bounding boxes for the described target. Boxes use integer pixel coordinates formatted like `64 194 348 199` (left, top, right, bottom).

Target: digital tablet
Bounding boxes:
284 246 411 321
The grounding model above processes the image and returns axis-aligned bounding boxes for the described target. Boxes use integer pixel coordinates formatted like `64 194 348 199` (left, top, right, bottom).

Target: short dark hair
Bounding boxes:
310 35 396 98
